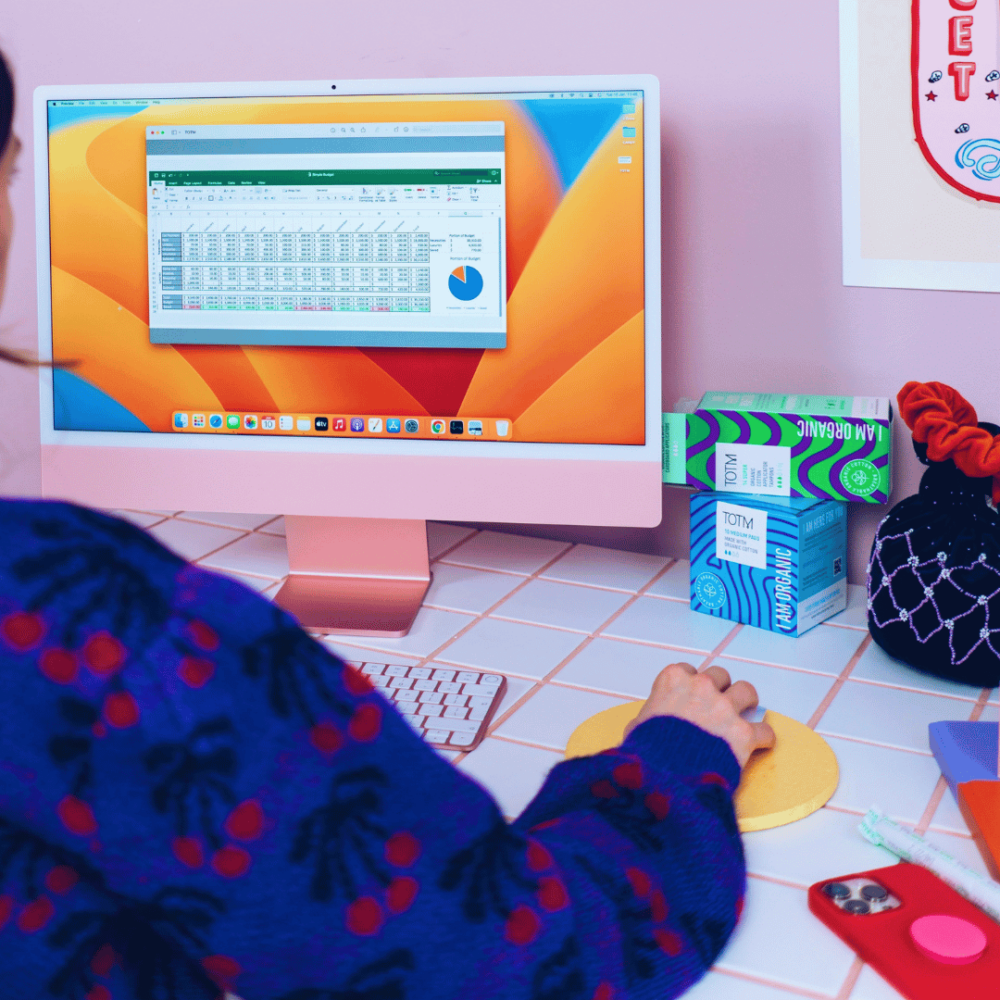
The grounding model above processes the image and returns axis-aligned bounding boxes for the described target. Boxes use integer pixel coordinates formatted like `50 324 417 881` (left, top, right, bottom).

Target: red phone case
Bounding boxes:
808 863 1000 1000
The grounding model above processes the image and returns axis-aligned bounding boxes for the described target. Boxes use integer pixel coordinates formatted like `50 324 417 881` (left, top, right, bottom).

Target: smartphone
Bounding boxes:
808 863 1000 999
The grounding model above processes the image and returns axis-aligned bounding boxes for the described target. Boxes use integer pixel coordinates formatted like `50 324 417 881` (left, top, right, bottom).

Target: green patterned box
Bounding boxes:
663 392 893 504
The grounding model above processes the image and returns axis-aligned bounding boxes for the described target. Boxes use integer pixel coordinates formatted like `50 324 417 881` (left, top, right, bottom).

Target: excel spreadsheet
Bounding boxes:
146 122 507 349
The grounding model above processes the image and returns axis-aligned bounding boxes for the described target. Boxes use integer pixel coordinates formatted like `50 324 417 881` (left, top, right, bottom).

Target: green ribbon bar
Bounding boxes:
148 169 502 187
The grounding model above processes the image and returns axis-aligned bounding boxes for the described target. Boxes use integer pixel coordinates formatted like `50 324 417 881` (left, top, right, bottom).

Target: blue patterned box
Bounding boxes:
689 492 847 636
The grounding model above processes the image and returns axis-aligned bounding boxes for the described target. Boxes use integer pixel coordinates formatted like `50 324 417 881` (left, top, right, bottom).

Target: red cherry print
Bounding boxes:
385 831 421 868
211 845 251 878
593 984 615 1000
188 620 220 652
90 943 117 976
177 657 214 688
504 904 541 946
58 796 98 836
202 954 242 986
537 876 569 912
346 896 384 936
16 896 55 933
91 722 107 739
0 895 13 929
82 633 126 676
342 666 373 696
386 876 419 914
645 791 670 821
590 779 618 800
103 692 140 729
224 800 264 842
172 836 204 869
625 867 651 899
348 703 382 742
309 722 343 754
85 986 112 1000
1 611 45 651
653 927 683 956
39 648 78 684
736 895 745 921
529 818 563 832
700 772 729 789
649 890 668 923
526 839 553 872
612 762 643 790
44 866 78 895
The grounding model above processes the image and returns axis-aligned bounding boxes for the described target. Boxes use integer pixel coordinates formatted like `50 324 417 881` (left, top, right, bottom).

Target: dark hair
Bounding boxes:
0 50 11 159
0 50 76 371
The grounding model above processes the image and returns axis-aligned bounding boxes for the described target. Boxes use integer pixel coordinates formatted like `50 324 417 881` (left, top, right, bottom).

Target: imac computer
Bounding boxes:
33 74 661 636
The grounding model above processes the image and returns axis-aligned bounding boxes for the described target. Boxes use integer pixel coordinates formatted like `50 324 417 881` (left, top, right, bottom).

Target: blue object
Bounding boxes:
929 720 999 802
448 265 484 301
53 368 151 433
622 127 636 138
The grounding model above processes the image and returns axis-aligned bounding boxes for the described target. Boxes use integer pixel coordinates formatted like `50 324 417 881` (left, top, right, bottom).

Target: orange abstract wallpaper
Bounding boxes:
47 93 646 442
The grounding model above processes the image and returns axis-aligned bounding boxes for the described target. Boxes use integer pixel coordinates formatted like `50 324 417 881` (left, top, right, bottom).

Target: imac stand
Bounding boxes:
274 516 431 637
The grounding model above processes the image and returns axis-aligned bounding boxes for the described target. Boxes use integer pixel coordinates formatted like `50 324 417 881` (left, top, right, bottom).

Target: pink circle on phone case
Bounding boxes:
909 914 987 965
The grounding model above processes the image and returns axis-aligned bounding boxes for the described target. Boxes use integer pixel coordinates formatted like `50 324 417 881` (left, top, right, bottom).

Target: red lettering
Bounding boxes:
950 0 976 9
950 61 976 100
950 15 974 55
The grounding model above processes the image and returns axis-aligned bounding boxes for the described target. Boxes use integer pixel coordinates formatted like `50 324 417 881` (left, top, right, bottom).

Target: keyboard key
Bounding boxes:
443 706 469 720
412 679 437 692
432 669 456 682
370 675 391 688
403 713 424 730
481 675 503 687
397 701 420 716
442 718 480 734
457 672 480 684
389 677 415 690
425 729 450 743
385 665 409 677
467 696 492 711
462 684 498 697
437 682 462 694
361 663 385 675
443 693 468 707
419 691 444 705
409 667 433 679
468 707 488 721
418 704 444 718
448 732 476 747
394 689 419 702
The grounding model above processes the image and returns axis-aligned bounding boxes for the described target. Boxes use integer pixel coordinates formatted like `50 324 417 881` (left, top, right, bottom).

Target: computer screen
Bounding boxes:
42 85 649 449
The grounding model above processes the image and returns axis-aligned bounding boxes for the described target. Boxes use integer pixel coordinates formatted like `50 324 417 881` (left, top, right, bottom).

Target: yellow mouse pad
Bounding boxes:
565 704 839 833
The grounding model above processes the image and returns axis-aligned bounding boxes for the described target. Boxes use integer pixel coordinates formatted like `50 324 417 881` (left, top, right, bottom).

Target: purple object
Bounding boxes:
929 721 999 802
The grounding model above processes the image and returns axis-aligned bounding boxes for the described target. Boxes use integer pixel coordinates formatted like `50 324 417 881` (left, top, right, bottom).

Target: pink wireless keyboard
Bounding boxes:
346 660 507 751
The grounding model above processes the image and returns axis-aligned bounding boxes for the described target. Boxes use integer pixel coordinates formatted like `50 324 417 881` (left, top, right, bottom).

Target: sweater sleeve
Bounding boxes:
0 500 744 1000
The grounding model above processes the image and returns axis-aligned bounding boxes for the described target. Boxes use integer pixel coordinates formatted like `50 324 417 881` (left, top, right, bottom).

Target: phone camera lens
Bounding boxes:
860 884 888 902
822 883 851 899
844 900 871 915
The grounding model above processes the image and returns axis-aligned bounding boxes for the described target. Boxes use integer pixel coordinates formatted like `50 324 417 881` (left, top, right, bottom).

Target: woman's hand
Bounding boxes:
623 661 776 768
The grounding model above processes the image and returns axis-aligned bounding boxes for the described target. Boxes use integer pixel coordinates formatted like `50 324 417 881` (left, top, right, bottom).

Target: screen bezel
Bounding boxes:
34 74 660 463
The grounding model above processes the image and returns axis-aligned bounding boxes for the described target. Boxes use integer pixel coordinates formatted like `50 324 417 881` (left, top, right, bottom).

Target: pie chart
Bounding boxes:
449 265 484 301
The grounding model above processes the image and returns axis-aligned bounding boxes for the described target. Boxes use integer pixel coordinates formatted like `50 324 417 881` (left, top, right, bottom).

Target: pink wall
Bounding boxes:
0 0 989 583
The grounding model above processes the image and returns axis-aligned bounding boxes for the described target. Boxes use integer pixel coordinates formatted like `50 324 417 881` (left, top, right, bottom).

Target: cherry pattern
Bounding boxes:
346 896 385 936
102 691 140 729
82 633 126 677
44 866 79 895
0 894 13 929
16 895 55 933
386 876 419 915
0 610 46 651
211 845 252 879
224 800 264 842
309 721 344 754
172 836 205 869
504 904 541 946
384 832 421 868
38 648 78 684
57 795 98 837
177 656 215 688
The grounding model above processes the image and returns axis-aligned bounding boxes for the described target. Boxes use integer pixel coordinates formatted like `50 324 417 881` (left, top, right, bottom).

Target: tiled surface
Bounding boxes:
107 510 999 1000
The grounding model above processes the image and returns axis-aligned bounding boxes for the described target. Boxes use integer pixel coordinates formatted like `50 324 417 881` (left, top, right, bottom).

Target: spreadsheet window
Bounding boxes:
146 123 507 349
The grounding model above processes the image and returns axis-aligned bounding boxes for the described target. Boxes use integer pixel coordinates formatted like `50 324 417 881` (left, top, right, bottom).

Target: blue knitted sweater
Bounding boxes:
0 500 745 1000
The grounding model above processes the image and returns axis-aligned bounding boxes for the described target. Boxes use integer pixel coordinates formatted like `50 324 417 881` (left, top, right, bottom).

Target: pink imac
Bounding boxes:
33 74 662 636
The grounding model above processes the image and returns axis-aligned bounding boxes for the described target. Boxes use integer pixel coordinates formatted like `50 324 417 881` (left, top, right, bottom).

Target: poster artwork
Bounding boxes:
913 0 1000 203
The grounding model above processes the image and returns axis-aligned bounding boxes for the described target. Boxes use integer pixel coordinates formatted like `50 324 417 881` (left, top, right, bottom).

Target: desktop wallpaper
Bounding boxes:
46 93 645 444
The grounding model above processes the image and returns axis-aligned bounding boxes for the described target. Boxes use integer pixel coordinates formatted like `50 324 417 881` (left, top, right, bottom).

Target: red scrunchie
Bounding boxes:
897 381 1000 503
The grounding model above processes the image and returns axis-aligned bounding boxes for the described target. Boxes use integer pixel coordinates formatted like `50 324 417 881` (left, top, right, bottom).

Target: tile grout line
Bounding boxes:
835 957 865 1000
479 559 682 747
805 633 871 730
811 729 934 757
697 622 744 669
707 965 833 1000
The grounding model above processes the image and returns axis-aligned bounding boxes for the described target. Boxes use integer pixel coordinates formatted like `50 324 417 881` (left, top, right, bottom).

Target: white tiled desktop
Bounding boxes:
116 510 998 1000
